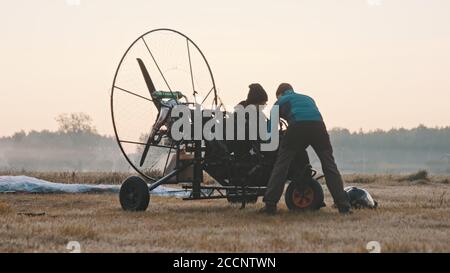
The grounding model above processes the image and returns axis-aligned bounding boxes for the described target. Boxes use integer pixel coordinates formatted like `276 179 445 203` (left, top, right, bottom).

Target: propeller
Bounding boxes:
137 58 160 167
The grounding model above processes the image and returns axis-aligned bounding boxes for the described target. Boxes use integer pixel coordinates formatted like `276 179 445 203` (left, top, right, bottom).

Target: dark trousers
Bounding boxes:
263 121 350 208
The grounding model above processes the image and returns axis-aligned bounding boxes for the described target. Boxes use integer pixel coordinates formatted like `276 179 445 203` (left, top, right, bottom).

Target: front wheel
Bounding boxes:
119 176 150 211
285 179 324 211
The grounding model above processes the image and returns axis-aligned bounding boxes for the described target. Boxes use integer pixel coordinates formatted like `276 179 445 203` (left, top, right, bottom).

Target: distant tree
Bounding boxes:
55 113 97 134
12 130 26 142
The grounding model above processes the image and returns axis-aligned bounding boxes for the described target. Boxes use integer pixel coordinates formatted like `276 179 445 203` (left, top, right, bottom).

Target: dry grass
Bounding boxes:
397 170 430 182
0 173 449 253
0 201 12 215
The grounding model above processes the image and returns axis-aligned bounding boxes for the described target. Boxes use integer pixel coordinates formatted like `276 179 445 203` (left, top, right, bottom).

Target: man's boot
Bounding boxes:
259 203 277 215
337 204 352 215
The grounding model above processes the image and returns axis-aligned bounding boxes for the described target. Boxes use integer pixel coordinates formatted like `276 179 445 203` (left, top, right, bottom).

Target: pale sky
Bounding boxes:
1 0 450 137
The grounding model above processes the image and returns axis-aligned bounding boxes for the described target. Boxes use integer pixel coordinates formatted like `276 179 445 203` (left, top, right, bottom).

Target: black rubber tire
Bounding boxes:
119 176 150 211
285 178 324 211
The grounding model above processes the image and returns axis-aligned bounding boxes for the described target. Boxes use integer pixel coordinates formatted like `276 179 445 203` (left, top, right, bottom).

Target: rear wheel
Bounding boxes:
285 179 324 211
119 176 150 211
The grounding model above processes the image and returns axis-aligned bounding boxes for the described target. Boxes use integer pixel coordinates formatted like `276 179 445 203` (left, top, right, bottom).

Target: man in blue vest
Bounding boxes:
261 83 351 214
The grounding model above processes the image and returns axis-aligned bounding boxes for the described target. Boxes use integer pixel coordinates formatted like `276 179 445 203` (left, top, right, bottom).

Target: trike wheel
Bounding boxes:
285 179 324 211
119 176 150 211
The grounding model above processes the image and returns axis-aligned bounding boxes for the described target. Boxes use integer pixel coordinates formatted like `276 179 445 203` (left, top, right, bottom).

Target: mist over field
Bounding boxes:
0 131 128 172
1 125 449 174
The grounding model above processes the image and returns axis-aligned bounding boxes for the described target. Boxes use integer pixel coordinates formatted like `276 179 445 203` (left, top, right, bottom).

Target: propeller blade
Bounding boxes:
137 58 160 109
139 137 153 167
137 58 156 94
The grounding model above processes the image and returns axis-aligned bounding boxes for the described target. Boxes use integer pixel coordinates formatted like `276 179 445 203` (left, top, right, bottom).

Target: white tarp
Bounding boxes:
0 176 189 197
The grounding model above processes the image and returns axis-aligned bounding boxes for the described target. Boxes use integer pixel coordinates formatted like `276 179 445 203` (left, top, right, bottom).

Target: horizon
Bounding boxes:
1 119 448 138
1 0 450 136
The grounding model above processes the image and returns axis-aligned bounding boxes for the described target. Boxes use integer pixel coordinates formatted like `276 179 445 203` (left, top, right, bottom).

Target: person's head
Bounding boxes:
246 83 268 106
276 83 293 99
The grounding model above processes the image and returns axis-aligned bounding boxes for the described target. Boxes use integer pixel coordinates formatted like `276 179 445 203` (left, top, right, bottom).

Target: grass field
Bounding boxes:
0 172 449 253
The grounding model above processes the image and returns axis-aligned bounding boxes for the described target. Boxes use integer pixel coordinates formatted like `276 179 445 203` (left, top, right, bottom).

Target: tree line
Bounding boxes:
0 113 449 173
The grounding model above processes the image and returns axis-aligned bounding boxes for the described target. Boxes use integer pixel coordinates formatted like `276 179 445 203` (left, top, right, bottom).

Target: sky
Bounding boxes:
1 0 450 137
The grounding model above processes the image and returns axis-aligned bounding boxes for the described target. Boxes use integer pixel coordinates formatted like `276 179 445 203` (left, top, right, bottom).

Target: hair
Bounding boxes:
276 83 293 97
246 83 268 105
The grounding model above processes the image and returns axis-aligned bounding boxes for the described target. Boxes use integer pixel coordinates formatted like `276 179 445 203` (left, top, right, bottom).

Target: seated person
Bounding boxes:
231 83 268 159
236 83 268 108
